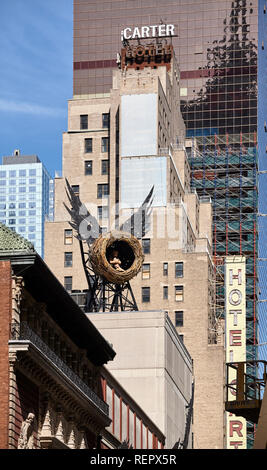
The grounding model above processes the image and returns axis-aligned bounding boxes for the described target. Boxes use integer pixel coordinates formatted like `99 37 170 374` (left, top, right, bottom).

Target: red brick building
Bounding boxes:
0 223 164 449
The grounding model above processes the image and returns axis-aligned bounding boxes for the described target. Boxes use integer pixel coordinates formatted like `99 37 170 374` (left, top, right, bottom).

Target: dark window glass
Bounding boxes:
101 160 109 175
142 239 150 254
80 114 88 130
97 184 109 198
98 206 109 219
175 311 184 327
142 287 150 303
85 160 93 175
64 252 73 267
163 286 168 299
71 185 79 195
85 138 93 153
101 137 109 153
64 276 72 292
102 113 110 128
175 262 184 278
163 262 168 276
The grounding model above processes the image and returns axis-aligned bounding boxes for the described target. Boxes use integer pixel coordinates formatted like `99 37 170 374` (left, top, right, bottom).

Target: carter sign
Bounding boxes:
121 24 175 41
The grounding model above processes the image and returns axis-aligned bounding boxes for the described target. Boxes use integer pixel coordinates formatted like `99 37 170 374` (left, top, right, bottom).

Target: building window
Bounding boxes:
64 229 73 245
64 276 72 292
97 184 109 199
142 239 150 254
163 286 168 300
101 160 109 175
175 285 184 302
142 263 150 280
98 206 109 219
85 160 93 175
80 114 88 130
175 311 184 327
102 113 110 128
142 287 150 303
175 262 184 278
163 262 168 276
85 138 93 153
64 252 73 267
71 185 79 195
29 169 36 176
101 137 109 153
19 170 26 177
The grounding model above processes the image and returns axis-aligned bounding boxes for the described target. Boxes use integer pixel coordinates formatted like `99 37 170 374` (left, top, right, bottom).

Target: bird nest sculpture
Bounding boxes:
90 230 144 284
64 179 153 311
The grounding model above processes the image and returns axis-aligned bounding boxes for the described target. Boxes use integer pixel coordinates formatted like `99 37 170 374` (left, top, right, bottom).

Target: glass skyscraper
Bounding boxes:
72 0 264 447
0 150 54 257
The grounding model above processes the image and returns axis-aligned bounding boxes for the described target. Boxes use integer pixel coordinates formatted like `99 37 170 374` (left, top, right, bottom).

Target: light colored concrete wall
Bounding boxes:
88 310 193 448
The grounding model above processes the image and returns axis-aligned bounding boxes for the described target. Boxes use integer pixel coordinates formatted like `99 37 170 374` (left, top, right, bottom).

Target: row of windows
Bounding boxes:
63 276 184 327
0 202 36 210
84 159 108 175
142 286 184 303
142 262 184 279
0 220 36 232
0 169 37 178
0 178 36 186
0 186 37 193
84 137 109 153
0 194 36 203
0 210 36 217
71 183 109 199
80 112 109 130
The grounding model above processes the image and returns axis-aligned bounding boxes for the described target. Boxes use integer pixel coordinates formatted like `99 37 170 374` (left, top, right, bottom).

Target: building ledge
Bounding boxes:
9 323 110 425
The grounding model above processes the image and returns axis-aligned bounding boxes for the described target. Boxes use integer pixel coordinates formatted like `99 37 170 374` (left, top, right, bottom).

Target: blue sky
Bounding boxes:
0 0 73 177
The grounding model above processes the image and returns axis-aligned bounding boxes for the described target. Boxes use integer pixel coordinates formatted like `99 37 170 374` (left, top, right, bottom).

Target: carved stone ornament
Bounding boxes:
18 413 35 449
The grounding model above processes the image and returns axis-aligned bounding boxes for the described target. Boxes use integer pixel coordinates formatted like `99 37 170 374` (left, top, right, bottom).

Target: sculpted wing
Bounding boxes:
64 178 101 246
120 186 154 238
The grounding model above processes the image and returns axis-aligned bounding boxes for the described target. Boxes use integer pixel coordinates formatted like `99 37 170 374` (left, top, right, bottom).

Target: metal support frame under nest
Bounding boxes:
79 240 138 312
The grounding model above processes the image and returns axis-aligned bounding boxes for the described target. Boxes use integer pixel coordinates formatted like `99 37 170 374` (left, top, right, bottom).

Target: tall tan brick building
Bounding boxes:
44 42 225 448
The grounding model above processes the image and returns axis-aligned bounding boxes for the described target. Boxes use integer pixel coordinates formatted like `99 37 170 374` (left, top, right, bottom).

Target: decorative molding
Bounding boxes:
10 322 109 417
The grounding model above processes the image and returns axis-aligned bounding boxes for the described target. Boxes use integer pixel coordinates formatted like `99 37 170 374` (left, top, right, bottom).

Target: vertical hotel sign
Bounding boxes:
225 256 247 449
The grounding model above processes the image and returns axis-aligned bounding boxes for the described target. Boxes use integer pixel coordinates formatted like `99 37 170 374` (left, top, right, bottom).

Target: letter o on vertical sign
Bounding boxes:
229 289 242 306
